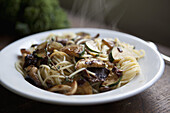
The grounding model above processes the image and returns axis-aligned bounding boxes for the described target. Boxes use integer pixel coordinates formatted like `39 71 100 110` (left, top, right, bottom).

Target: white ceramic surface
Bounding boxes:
0 28 165 105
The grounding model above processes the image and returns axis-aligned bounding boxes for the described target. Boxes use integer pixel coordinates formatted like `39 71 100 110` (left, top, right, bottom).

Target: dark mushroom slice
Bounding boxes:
60 45 85 58
87 67 110 82
25 65 42 87
23 54 38 68
80 68 110 93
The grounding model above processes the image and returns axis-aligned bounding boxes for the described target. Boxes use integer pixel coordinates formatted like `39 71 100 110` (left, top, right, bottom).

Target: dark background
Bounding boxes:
59 0 170 47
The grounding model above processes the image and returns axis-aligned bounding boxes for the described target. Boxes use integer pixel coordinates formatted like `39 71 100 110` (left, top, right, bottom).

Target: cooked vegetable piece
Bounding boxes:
37 42 47 50
21 49 31 54
75 58 105 70
76 79 93 95
87 67 110 82
36 50 47 58
76 32 90 36
48 84 72 92
102 66 123 88
112 66 123 78
99 86 112 92
23 54 38 68
20 49 31 61
107 76 122 87
85 40 100 53
62 32 76 40
60 45 85 57
34 42 48 58
102 39 114 48
48 81 77 95
110 46 137 62
57 39 68 46
76 38 90 45
48 41 63 51
86 49 99 56
25 65 42 87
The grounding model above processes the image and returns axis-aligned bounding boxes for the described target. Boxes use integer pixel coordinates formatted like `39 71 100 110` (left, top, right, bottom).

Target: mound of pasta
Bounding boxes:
16 32 145 95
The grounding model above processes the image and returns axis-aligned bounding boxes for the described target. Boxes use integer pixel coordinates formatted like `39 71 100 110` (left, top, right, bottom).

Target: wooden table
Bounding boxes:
0 16 170 113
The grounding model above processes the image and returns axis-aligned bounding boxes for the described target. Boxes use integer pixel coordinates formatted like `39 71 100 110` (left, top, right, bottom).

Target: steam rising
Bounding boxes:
70 0 126 30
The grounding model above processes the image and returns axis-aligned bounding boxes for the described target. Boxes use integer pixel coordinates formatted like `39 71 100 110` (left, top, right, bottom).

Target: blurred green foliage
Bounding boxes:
0 0 69 36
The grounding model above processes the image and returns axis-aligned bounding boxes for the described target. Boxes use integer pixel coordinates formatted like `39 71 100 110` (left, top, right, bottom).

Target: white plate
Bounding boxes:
0 28 165 105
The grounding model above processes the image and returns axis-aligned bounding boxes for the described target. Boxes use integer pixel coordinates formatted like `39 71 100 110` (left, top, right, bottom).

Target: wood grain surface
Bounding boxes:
0 15 170 113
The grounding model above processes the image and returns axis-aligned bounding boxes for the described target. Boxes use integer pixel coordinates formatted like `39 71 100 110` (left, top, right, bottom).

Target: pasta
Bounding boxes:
16 32 145 95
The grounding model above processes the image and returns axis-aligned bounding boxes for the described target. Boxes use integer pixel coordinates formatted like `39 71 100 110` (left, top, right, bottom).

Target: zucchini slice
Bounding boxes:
107 76 122 87
85 40 100 53
102 76 122 88
109 46 124 62
109 46 138 62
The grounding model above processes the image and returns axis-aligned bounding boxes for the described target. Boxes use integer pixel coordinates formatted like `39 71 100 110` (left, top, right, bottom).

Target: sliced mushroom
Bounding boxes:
21 49 31 55
75 58 105 70
48 84 72 92
20 49 31 61
76 32 90 37
57 38 68 46
102 38 114 48
34 42 48 58
37 42 47 50
48 41 63 51
62 32 76 40
60 45 85 58
25 65 42 87
76 80 93 95
87 67 110 82
23 54 38 68
48 81 77 95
